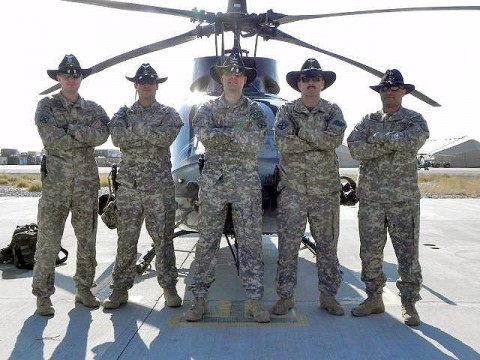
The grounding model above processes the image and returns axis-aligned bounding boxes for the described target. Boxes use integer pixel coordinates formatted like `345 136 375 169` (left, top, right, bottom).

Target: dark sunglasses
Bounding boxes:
300 75 322 83
379 86 404 92
136 77 157 85
59 73 81 79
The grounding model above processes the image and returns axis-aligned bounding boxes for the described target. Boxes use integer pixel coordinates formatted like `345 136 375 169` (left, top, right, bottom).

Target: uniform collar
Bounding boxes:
131 100 163 112
218 94 249 109
55 92 85 109
294 98 325 114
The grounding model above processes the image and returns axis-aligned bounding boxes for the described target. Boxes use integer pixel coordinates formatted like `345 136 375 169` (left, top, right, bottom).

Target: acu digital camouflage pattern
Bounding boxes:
274 98 346 298
189 95 267 299
347 106 429 302
108 101 183 289
33 93 109 298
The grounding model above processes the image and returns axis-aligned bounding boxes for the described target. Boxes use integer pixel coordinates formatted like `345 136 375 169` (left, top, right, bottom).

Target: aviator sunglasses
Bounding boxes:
379 86 404 92
59 73 82 79
300 75 322 83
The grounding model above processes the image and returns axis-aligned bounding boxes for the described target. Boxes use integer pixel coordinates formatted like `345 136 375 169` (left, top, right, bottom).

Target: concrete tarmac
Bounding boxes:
0 197 479 359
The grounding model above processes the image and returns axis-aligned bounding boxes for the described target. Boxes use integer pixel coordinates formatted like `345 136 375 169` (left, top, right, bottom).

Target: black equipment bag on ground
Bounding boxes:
0 223 68 269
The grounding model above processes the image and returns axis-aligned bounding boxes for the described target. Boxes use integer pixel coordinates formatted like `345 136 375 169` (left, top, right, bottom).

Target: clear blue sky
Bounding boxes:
1 0 479 151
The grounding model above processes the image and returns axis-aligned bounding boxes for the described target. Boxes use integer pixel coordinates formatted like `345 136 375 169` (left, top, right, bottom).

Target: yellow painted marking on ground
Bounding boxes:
170 300 309 327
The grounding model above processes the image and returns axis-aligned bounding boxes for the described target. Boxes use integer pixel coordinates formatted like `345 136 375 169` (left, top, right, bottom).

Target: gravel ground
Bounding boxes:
0 186 110 198
0 185 477 198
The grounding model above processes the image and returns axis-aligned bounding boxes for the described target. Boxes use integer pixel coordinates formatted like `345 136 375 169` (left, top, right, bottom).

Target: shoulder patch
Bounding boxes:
250 108 267 128
276 121 289 130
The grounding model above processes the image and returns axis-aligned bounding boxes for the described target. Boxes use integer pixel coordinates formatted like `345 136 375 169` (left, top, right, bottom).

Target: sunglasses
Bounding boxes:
136 78 157 85
379 86 404 92
59 73 81 79
223 71 245 77
300 75 322 83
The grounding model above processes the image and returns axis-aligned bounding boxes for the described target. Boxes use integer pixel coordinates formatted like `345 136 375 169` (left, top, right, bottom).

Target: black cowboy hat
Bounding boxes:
370 69 415 94
126 63 167 84
210 54 257 85
286 58 336 92
47 54 92 81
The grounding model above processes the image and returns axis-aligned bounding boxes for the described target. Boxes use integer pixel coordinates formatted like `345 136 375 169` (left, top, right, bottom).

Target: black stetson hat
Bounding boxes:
370 69 415 94
47 54 92 81
286 58 336 92
210 54 257 85
126 63 167 84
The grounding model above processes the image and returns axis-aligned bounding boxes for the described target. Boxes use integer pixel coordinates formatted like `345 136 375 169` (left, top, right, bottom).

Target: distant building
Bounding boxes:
337 144 358 168
94 149 121 167
1 148 19 157
419 136 480 168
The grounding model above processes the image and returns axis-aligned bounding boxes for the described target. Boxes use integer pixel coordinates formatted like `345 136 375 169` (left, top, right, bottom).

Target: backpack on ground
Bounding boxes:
0 223 68 269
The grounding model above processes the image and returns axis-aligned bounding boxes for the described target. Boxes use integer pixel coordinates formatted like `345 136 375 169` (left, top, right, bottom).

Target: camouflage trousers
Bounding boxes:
111 186 178 290
33 184 98 298
358 199 422 302
276 187 342 298
189 183 265 300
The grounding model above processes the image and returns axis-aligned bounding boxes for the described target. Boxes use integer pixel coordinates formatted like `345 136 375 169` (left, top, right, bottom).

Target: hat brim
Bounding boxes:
210 65 257 85
47 68 92 82
125 76 168 84
286 69 336 92
370 84 415 94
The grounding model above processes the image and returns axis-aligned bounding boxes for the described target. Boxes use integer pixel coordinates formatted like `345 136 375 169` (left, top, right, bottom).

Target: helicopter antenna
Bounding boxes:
215 32 219 57
221 22 225 59
254 33 259 57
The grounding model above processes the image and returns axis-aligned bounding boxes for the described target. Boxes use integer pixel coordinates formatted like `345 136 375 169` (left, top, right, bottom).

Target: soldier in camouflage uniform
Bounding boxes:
273 58 347 316
185 54 270 323
347 69 429 326
33 55 109 316
102 64 183 309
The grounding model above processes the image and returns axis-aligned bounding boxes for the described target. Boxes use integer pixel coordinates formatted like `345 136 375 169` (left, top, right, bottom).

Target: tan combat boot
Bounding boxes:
401 301 420 326
185 297 208 322
320 295 345 316
36 297 55 316
75 289 100 308
163 287 182 307
272 297 295 315
102 289 129 309
351 296 385 317
246 299 271 323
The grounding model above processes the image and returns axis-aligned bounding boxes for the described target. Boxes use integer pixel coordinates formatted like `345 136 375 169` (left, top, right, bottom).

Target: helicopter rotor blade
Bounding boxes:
61 0 207 21
40 26 215 95
263 28 441 107
274 6 480 25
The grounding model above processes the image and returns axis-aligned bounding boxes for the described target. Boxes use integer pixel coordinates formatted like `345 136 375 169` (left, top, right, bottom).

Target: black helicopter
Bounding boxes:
41 0 479 272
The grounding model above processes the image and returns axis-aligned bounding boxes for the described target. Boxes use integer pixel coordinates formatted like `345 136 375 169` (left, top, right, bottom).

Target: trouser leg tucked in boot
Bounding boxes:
351 295 385 317
401 301 420 326
320 294 345 316
163 287 182 307
102 289 128 309
36 296 55 316
185 297 208 322
75 288 100 308
246 299 270 323
272 297 295 315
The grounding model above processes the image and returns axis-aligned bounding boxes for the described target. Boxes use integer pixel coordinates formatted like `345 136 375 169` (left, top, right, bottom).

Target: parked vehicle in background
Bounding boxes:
417 154 451 170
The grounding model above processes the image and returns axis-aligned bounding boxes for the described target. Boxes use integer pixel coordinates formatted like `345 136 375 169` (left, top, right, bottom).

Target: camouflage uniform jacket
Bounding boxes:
193 95 267 194
347 107 429 202
35 93 109 189
109 101 183 192
274 98 346 196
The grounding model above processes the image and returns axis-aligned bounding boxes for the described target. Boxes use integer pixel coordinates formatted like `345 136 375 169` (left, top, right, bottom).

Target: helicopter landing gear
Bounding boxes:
225 233 240 275
135 230 197 274
301 235 316 256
